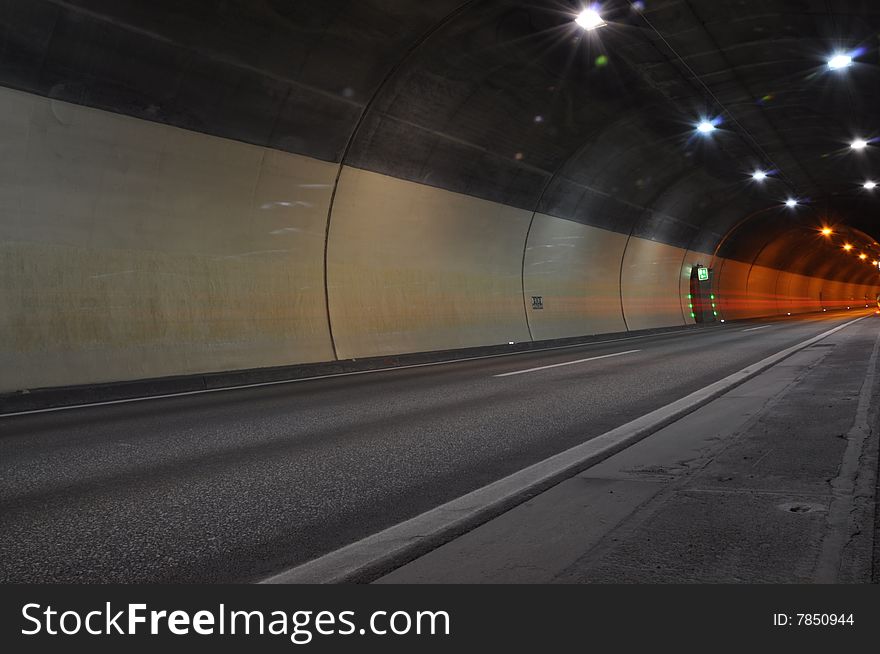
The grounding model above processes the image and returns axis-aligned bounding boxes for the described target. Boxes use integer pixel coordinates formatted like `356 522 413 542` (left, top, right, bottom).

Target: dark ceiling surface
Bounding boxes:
1 0 879 282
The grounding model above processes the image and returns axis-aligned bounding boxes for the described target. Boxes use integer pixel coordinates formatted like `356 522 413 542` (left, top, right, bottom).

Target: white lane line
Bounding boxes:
263 314 868 584
1 311 856 418
0 333 703 419
494 349 641 377
742 325 772 332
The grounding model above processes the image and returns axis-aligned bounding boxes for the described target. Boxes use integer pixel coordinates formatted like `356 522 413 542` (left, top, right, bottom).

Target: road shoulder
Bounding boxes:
377 320 880 583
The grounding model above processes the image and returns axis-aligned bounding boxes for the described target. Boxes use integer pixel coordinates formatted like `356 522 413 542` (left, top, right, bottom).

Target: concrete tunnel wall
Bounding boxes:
2 1 880 394
2 84 879 393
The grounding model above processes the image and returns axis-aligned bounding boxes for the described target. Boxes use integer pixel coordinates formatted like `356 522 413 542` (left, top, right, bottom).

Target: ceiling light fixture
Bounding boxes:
697 120 717 134
827 53 853 70
785 198 798 208
575 8 606 30
864 181 877 190
851 138 869 151
752 170 768 181
821 227 833 236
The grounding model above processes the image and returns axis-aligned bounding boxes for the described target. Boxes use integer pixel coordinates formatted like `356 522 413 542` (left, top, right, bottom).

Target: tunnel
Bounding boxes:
2 0 880 596
1 0 878 393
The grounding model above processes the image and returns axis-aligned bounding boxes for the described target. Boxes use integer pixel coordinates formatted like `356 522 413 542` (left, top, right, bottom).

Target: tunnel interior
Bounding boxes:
1 0 879 393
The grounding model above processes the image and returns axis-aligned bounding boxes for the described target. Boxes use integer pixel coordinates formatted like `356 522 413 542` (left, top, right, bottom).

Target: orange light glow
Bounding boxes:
843 243 853 251
821 227 833 236
860 253 868 260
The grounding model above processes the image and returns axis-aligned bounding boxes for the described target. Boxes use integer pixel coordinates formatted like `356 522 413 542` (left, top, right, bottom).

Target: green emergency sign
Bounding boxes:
697 267 709 281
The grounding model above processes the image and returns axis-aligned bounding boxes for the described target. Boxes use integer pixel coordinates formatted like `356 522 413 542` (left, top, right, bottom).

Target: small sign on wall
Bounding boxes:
531 296 544 310
697 267 709 281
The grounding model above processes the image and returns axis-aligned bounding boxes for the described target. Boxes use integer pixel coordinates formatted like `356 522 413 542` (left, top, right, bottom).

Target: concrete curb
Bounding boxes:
1 323 717 416
261 315 868 584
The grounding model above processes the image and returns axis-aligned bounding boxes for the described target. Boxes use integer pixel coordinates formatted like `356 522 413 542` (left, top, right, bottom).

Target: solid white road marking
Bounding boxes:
1 310 863 418
263 315 868 584
742 325 772 332
493 349 641 377
0 334 698 418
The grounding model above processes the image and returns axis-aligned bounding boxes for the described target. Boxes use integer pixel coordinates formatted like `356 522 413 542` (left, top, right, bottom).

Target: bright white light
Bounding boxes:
851 138 868 150
575 8 606 30
752 170 768 181
864 181 877 190
785 198 798 208
697 120 716 134
828 53 853 70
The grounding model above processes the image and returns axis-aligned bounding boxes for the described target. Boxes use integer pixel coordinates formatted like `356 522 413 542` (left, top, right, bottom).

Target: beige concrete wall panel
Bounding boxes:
785 273 820 314
1 241 336 391
327 167 532 359
715 257 747 320
620 238 687 331
0 88 336 391
522 215 627 340
745 264 781 318
805 275 826 310
774 271 795 314
821 280 851 309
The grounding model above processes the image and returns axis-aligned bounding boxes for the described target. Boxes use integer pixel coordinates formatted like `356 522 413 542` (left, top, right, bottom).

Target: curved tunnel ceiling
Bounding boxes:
2 0 879 281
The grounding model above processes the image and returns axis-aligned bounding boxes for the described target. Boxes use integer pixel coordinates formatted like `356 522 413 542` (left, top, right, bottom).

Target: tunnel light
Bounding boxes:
864 181 877 190
785 198 798 208
843 243 853 251
827 53 853 70
751 170 768 182
851 138 869 151
697 120 717 134
821 227 833 236
859 253 868 260
575 8 606 30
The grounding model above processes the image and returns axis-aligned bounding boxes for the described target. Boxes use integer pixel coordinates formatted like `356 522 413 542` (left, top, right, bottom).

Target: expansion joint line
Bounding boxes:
815 327 880 582
321 1 478 360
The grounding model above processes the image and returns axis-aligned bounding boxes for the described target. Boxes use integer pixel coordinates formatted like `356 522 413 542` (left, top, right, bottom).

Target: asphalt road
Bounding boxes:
0 310 873 583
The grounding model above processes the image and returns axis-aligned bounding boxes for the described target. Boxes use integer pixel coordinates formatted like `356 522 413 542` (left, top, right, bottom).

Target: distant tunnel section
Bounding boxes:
713 216 880 320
